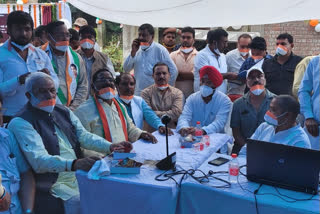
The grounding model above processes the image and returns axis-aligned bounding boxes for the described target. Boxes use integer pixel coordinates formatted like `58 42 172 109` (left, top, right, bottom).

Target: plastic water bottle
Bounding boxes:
229 153 239 183
194 121 203 143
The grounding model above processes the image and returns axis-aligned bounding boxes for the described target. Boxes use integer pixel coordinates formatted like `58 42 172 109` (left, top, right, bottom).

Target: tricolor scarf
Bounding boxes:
93 95 128 142
41 42 79 106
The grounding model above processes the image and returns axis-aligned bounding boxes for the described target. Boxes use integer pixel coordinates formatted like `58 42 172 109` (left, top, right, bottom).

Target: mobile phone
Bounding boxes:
208 157 230 166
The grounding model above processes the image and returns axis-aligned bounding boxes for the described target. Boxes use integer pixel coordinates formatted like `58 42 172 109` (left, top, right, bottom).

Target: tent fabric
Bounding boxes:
67 0 320 27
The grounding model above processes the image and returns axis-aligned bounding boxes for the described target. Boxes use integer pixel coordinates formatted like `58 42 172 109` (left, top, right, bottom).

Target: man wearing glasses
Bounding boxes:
41 21 88 111
230 67 276 154
0 11 58 123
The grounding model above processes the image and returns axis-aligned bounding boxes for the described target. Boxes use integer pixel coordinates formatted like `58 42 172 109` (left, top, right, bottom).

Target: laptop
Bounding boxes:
246 139 320 195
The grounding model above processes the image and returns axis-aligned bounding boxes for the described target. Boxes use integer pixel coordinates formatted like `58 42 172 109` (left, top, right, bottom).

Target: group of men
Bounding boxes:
0 10 319 214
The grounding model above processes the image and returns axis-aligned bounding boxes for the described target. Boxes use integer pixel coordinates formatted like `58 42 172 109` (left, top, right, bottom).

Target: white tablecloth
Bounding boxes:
178 153 320 214
77 131 232 214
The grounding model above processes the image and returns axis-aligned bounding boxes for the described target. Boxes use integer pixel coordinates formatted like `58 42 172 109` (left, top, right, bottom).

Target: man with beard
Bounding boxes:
170 27 198 98
0 11 59 123
231 67 276 154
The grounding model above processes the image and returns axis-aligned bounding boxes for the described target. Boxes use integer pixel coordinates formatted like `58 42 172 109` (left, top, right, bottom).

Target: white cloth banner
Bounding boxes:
67 0 320 27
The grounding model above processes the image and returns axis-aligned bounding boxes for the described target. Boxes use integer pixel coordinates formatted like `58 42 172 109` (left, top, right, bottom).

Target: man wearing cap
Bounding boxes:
141 62 183 131
177 65 232 136
170 27 198 98
162 28 180 53
230 67 276 154
123 23 178 95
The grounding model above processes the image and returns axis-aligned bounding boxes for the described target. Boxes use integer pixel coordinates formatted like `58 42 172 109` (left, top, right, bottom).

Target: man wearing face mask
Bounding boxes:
32 25 48 47
239 95 311 155
225 34 252 102
262 33 302 95
115 73 173 136
194 29 229 94
230 67 276 154
162 28 180 53
123 23 178 95
177 65 232 136
75 69 158 144
170 27 198 98
8 72 131 214
41 21 88 111
0 11 59 124
141 63 183 131
77 25 115 95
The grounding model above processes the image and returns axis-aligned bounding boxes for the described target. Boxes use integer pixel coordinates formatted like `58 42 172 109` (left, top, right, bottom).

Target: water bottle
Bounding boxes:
229 153 239 183
194 121 203 143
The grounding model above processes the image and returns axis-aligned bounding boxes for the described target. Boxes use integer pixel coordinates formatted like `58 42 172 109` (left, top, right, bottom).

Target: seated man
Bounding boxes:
8 72 131 214
177 65 232 136
239 95 311 155
115 72 173 135
231 67 276 154
75 69 157 144
0 96 34 214
141 62 184 131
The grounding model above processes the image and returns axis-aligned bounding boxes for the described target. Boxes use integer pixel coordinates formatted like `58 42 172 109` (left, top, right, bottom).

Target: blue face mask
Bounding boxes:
200 85 215 97
29 93 56 113
11 41 31 51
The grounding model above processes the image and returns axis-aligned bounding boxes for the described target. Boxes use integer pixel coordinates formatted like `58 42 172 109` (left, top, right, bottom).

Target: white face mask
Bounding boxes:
181 47 193 54
119 95 133 104
49 34 69 52
275 45 287 56
250 84 265 96
80 39 95 49
200 85 214 97
213 41 221 55
264 110 287 126
158 86 168 90
30 93 56 113
140 42 150 50
11 41 31 51
97 87 116 100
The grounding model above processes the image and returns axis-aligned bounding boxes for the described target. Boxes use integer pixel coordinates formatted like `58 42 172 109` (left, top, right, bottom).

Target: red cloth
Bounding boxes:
199 65 223 88
228 94 242 102
42 6 52 25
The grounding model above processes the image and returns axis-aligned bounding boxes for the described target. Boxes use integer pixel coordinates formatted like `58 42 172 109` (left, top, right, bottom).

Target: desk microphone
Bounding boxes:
156 114 176 170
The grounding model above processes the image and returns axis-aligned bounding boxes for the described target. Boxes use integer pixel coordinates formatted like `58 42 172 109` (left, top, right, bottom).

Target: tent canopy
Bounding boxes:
68 0 320 27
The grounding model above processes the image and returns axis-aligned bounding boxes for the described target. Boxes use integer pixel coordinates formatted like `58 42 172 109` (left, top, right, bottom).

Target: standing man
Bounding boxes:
231 67 275 154
73 17 87 32
262 33 302 95
162 28 180 53
298 56 320 150
0 11 58 123
225 34 252 102
77 25 115 95
123 23 178 95
141 63 183 131
170 27 198 98
194 29 228 94
32 25 48 47
42 21 88 110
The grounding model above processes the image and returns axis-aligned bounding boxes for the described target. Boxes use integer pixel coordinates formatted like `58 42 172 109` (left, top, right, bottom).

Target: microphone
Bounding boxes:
156 114 176 170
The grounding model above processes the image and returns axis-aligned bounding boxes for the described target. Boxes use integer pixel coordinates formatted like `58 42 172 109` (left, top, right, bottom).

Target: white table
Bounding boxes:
76 131 232 214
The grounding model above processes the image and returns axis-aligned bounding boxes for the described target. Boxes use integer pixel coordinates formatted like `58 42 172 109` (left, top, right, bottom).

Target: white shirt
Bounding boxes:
194 45 228 94
176 91 232 134
239 122 311 155
123 42 178 95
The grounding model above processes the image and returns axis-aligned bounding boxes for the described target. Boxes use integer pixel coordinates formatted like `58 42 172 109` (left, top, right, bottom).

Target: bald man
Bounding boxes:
177 65 232 136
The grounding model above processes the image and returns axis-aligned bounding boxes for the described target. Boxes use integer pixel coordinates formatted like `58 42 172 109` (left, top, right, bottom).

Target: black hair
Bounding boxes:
238 33 252 41
275 95 300 119
138 23 154 36
249 37 267 50
35 25 46 38
152 62 169 74
115 73 136 86
79 25 96 39
92 68 114 86
181 26 195 38
68 28 79 41
45 21 65 35
207 29 228 44
276 33 293 44
7 11 34 30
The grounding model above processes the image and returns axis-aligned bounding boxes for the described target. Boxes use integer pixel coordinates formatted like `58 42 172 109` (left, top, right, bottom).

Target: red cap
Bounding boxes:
231 153 237 158
196 121 200 124
199 65 223 88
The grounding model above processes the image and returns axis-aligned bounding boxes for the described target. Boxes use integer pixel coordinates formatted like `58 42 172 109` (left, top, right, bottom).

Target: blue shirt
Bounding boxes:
0 128 29 214
298 56 320 123
0 40 59 116
123 42 178 95
83 56 94 92
237 54 273 80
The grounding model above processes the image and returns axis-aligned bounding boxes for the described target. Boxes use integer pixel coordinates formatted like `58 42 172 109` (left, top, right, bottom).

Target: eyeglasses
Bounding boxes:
95 78 115 83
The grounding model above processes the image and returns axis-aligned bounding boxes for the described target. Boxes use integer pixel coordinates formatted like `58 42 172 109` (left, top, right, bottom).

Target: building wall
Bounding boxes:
260 21 320 57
